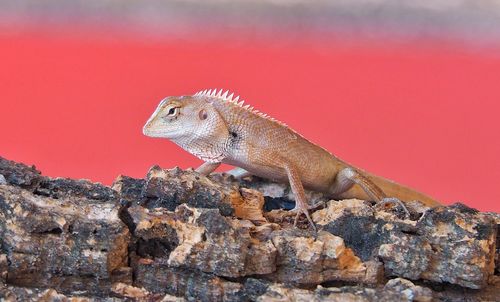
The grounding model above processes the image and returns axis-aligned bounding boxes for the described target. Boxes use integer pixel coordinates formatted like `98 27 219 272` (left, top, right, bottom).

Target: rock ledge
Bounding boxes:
0 156 498 301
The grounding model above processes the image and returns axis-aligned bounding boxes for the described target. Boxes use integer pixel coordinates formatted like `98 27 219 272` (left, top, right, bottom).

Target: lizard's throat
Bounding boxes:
174 137 228 164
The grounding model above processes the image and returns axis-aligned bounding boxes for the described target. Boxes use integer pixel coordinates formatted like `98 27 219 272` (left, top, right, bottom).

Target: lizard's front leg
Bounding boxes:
195 162 221 176
284 163 317 232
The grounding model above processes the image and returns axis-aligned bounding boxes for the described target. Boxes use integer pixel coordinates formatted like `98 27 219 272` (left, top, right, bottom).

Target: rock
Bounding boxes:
430 275 500 302
231 188 267 224
0 156 42 189
486 211 500 275
0 155 116 201
384 278 433 302
232 174 328 212
0 156 498 301
243 278 429 302
269 230 371 285
0 281 186 301
0 184 131 296
0 175 6 185
380 203 497 289
37 288 80 302
141 166 235 216
127 203 277 277
33 177 116 201
111 282 185 301
0 254 7 283
127 201 374 287
112 175 146 204
314 199 497 289
0 284 95 302
314 199 416 261
111 282 150 300
141 166 275 223
132 256 243 302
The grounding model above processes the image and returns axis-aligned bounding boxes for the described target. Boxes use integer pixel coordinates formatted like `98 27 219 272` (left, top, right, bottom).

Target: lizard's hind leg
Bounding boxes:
226 167 252 179
331 168 410 218
331 167 386 201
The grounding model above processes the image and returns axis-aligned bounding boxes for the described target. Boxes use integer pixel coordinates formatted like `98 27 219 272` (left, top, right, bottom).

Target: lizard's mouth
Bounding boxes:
142 122 165 138
142 116 165 137
142 123 154 136
142 121 185 139
142 125 165 138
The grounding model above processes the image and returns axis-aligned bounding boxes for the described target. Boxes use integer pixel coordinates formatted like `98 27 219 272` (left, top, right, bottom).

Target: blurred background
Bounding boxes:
1 0 499 212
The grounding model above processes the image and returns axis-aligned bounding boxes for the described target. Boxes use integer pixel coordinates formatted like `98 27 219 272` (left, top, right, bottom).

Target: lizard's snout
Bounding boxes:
143 111 158 137
142 124 149 136
142 122 153 136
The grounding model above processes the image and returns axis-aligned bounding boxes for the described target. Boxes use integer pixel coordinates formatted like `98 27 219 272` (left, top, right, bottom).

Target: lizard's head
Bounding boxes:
143 95 229 143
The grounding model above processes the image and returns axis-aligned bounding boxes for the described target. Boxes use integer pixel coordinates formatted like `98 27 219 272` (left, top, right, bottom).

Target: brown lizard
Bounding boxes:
143 89 441 230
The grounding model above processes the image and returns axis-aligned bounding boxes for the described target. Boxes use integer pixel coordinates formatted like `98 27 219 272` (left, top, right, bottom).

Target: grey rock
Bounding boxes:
313 199 497 289
380 203 497 289
384 278 433 302
142 166 234 216
33 176 116 201
0 254 7 283
0 156 42 188
244 279 426 302
132 255 243 302
0 184 131 296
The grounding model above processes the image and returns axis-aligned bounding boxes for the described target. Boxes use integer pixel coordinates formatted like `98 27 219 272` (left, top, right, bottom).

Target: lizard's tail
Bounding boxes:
339 170 442 207
368 172 441 207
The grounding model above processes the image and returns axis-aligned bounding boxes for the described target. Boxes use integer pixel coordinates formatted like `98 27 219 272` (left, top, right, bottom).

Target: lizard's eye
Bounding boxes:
166 107 179 117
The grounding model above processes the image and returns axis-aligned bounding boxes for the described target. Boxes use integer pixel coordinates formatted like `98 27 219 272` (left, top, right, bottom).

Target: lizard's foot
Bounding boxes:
290 204 317 232
375 197 411 219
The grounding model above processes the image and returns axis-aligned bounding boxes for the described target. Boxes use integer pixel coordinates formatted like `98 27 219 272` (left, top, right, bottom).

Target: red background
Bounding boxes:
1 27 499 212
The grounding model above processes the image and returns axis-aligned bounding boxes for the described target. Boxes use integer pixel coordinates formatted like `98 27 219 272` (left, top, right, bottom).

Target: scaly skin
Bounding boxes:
143 89 441 230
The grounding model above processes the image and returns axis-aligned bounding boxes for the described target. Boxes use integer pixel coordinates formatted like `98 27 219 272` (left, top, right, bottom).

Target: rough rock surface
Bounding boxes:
313 199 497 289
0 166 131 295
0 156 498 301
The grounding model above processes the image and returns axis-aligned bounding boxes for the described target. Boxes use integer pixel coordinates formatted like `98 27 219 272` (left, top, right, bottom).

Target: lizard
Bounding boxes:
142 89 441 230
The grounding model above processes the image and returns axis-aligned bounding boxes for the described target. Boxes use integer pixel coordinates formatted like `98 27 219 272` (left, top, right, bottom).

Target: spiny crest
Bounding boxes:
193 89 287 127
194 88 242 105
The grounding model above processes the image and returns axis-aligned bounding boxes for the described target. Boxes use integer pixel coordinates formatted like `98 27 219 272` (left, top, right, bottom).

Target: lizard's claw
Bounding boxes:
376 197 411 220
293 207 317 233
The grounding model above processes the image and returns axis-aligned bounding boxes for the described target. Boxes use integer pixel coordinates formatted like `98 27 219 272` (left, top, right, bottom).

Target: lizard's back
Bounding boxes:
211 94 440 207
212 100 346 193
